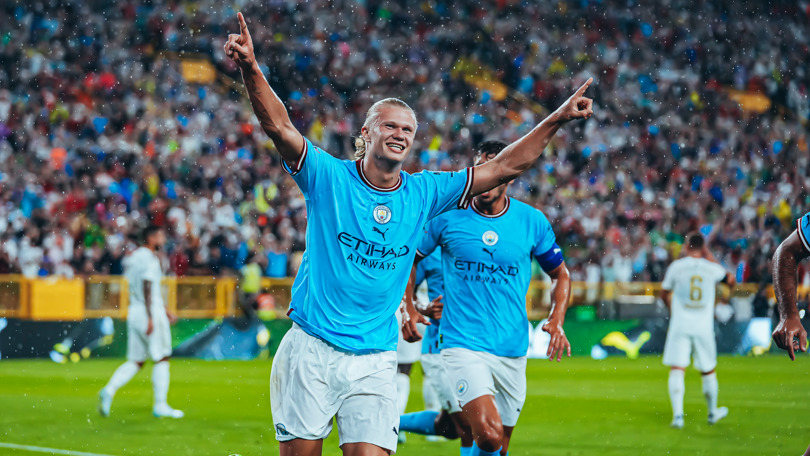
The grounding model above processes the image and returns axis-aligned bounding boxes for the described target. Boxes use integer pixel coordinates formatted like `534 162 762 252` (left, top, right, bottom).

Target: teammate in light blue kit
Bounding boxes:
403 141 573 456
226 12 593 455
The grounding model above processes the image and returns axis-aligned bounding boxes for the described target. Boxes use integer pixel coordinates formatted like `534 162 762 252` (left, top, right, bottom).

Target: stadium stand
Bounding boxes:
0 0 808 288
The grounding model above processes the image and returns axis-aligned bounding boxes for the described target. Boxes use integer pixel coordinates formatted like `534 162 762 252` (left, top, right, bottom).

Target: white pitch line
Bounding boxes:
0 442 116 456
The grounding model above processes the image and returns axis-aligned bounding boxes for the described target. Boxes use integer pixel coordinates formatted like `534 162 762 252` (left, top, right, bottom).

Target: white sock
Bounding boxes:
152 361 170 408
701 372 719 414
104 361 140 395
396 372 411 414
423 377 440 411
668 369 685 418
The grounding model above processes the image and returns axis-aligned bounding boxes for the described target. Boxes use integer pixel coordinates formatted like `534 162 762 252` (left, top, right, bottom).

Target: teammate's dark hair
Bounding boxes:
686 232 704 250
142 225 162 245
475 140 508 159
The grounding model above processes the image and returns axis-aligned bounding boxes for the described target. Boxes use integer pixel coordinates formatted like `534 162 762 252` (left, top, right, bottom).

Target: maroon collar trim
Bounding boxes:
355 160 403 192
471 197 510 218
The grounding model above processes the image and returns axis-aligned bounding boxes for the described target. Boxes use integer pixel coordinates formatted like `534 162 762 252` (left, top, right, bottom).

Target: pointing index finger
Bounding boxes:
238 12 250 37
575 77 593 97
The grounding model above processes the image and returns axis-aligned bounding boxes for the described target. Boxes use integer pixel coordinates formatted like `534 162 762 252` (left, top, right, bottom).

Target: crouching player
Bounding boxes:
402 141 572 456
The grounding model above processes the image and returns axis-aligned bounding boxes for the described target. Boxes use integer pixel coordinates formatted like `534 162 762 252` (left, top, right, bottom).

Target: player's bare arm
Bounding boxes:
541 261 572 362
660 289 672 311
772 231 809 360
144 280 153 336
226 12 304 167
470 78 593 196
401 256 431 343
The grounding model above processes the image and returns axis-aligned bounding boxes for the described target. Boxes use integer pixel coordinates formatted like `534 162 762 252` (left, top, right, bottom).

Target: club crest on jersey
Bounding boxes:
456 380 468 395
482 230 499 246
373 205 392 224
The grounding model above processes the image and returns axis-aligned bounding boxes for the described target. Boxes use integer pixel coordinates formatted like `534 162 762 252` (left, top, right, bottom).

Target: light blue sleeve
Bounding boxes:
281 137 339 197
416 168 475 220
530 210 557 258
798 212 810 253
416 219 443 258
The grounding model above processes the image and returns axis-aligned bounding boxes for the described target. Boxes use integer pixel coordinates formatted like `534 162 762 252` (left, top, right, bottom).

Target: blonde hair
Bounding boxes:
354 98 418 159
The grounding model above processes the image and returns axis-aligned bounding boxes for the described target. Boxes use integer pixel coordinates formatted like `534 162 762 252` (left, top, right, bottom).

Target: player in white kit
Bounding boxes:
98 226 183 419
660 232 734 429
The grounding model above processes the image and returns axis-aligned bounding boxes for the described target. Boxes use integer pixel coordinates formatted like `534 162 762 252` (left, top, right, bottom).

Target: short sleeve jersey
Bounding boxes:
417 198 558 357
124 247 164 312
661 257 728 334
284 138 474 353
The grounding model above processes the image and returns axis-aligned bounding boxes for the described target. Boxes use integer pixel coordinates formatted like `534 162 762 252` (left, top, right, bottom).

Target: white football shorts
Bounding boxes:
662 329 717 372
420 353 462 414
126 308 172 362
270 324 399 452
442 347 527 427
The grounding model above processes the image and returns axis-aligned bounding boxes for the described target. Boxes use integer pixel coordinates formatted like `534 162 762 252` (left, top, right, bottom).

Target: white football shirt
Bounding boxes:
661 256 727 334
124 246 164 312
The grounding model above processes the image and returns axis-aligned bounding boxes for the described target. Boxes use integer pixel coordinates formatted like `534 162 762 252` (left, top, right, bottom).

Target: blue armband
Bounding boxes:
536 242 564 273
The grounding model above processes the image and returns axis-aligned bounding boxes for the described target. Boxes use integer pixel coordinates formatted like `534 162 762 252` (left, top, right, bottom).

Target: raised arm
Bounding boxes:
225 12 304 167
772 231 810 360
470 78 594 195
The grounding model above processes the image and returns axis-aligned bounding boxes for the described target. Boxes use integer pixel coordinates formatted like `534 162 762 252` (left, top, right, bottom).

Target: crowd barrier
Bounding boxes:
0 275 800 321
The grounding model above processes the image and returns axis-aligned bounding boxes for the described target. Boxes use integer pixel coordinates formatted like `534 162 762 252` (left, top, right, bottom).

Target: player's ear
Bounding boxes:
360 126 370 142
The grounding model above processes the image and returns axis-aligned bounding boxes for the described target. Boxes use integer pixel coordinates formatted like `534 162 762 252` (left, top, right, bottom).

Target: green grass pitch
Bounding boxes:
1 356 808 455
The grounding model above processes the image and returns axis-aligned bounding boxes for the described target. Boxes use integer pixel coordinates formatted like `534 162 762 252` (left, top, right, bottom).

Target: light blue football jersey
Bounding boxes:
283 138 474 353
414 249 444 355
417 198 558 357
798 212 810 252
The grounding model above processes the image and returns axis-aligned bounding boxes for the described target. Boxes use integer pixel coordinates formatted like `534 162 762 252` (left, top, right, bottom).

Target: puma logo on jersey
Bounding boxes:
372 227 388 240
482 247 495 259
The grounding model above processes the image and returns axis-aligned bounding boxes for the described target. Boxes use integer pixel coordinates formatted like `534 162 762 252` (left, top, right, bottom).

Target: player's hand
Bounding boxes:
542 320 572 362
146 318 154 336
166 310 178 326
418 295 444 320
224 12 256 71
551 78 594 124
772 314 807 360
401 301 429 343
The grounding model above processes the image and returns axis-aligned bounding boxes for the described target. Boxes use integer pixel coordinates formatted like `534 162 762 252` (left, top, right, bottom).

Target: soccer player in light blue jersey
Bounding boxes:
225 13 592 456
400 250 474 445
402 141 573 456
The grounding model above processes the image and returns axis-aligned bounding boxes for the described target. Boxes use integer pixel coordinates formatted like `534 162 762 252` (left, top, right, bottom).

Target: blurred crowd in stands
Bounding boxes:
0 0 809 288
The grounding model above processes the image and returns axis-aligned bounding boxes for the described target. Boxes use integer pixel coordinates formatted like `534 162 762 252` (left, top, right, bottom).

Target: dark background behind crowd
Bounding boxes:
0 0 808 288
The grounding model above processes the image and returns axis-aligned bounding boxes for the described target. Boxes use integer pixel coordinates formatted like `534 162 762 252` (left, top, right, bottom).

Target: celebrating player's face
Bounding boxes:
363 105 416 164
474 153 508 204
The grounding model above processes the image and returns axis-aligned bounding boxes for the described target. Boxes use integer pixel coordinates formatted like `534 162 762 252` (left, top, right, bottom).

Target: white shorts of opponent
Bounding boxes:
270 324 399 453
420 352 462 414
126 307 172 362
442 347 527 427
662 329 717 372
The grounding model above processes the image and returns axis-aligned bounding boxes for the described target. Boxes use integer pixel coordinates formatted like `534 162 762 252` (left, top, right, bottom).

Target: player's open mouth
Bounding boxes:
386 143 406 152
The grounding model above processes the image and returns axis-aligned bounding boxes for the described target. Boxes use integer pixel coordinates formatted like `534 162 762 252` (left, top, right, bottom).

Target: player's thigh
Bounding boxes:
335 350 398 453
442 348 496 408
270 324 340 441
148 314 172 362
662 331 691 368
691 332 718 373
492 356 527 427
126 317 148 363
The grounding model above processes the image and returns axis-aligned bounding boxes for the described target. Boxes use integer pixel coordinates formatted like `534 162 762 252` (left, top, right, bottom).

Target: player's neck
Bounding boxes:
473 195 508 215
686 251 702 259
361 155 402 190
